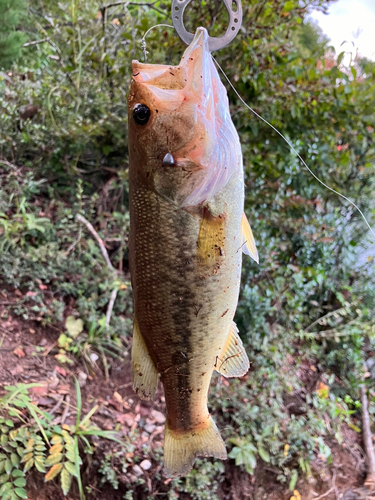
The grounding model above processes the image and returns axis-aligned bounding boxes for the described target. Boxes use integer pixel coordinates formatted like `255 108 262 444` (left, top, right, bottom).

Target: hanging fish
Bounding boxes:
128 27 258 478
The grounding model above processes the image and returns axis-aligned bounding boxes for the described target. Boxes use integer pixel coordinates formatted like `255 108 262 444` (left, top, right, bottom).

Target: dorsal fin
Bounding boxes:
241 212 259 263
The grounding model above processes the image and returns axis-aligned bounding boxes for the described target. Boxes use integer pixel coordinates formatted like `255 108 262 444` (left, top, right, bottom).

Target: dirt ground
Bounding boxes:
0 289 370 500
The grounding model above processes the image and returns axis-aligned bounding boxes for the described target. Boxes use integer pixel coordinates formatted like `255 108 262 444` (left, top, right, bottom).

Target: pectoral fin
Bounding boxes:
241 212 259 263
197 207 226 267
132 318 159 400
216 322 250 377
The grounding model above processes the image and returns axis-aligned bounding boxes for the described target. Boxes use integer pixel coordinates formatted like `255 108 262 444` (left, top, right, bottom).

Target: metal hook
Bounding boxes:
171 0 242 52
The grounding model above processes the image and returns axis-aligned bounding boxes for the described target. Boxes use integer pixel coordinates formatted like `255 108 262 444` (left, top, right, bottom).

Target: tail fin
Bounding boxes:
164 416 227 478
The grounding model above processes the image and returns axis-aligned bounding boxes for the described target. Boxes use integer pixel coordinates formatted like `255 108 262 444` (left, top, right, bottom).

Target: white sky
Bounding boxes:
310 0 375 61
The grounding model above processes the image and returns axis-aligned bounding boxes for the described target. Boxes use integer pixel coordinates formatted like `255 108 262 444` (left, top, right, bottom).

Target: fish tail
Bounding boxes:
164 416 227 478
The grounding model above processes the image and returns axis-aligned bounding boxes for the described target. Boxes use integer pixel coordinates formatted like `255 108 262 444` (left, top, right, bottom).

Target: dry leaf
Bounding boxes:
55 366 67 377
30 384 49 397
13 347 25 358
57 385 70 395
116 413 134 426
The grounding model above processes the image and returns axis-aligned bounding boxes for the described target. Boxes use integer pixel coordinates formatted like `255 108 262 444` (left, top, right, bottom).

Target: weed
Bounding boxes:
170 460 225 500
0 381 124 500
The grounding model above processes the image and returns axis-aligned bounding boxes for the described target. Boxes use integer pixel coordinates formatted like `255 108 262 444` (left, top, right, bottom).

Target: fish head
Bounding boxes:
128 27 242 207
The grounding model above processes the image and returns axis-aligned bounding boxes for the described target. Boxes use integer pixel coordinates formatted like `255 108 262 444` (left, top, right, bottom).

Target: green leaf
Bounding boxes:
23 459 34 473
11 471 23 478
5 421 14 428
2 488 14 500
14 478 26 488
0 482 12 496
61 467 72 495
34 457 46 474
337 51 345 65
44 454 63 467
5 459 12 475
257 445 270 463
0 474 9 484
284 1 294 12
65 316 84 339
20 454 32 464
64 461 78 477
289 469 298 491
11 454 20 468
14 487 28 499
65 450 75 463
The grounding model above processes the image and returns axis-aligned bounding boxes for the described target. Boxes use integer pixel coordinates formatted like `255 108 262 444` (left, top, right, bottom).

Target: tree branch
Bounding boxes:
101 1 167 18
361 386 375 486
76 214 114 271
106 288 119 330
23 39 48 47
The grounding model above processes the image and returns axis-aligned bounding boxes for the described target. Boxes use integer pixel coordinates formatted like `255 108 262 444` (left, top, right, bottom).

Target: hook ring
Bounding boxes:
172 0 242 52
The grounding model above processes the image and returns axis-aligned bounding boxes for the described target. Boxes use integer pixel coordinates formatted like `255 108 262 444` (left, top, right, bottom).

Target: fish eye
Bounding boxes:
133 103 151 125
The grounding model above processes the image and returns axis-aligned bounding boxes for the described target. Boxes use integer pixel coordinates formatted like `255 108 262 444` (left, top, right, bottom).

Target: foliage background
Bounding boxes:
0 0 374 498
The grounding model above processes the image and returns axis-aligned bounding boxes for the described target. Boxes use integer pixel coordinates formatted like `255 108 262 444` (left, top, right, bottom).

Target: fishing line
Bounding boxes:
141 24 174 61
212 56 375 241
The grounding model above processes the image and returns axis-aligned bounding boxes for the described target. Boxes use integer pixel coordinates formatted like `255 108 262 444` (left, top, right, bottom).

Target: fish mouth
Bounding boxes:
129 27 242 207
130 27 210 93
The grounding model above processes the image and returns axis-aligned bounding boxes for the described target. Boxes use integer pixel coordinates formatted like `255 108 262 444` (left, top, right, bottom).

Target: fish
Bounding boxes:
127 27 258 478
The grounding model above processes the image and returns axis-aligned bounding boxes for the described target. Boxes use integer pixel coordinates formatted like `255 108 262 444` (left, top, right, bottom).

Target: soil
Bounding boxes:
0 289 370 500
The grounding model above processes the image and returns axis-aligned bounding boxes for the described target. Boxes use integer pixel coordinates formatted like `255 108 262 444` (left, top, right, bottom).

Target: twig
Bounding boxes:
0 159 19 170
23 39 48 47
75 214 120 328
66 223 82 254
308 318 361 338
76 214 114 271
100 349 110 380
60 395 70 425
313 487 334 500
361 386 375 486
106 288 118 330
101 1 166 17
304 306 347 332
49 396 64 415
0 301 25 306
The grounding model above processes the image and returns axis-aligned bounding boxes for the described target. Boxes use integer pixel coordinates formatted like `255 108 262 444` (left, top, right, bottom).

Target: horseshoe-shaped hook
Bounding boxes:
171 0 242 52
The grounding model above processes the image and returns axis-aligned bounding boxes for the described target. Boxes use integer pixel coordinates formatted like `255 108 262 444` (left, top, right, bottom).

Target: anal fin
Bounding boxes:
216 322 250 378
241 212 259 263
132 318 159 400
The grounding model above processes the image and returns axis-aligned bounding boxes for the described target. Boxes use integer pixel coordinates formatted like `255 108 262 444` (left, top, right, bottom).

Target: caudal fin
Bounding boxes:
164 416 227 478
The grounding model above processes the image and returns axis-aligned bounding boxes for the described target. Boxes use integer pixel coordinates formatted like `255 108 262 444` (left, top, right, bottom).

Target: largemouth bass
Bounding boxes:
128 27 258 477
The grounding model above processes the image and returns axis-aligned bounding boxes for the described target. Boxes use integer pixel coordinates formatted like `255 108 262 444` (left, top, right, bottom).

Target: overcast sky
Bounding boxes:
310 0 375 61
